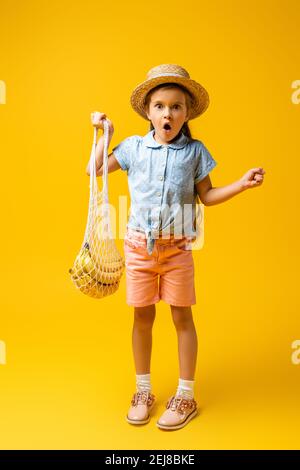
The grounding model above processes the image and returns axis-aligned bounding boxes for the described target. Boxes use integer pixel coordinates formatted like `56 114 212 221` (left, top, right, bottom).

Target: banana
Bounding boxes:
73 272 94 289
72 248 91 276
85 242 125 274
95 260 125 274
92 282 119 299
81 251 97 278
94 255 125 271
76 275 121 299
95 269 122 285
85 279 120 299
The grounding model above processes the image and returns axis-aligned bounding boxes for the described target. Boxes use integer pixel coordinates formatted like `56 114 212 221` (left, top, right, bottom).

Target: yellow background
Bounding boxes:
0 0 299 450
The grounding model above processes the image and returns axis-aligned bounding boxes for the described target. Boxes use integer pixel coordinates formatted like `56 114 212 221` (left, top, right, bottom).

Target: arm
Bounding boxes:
86 133 122 177
86 133 115 175
89 152 122 177
196 167 266 206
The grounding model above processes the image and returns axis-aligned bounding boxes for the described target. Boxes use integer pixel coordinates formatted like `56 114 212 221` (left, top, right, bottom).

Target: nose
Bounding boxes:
163 108 171 118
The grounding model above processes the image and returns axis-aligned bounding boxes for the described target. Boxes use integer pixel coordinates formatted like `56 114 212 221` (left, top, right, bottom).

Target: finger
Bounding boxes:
250 167 264 175
249 179 260 186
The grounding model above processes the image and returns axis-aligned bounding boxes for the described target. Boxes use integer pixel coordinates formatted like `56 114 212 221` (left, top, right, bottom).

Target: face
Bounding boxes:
145 87 190 144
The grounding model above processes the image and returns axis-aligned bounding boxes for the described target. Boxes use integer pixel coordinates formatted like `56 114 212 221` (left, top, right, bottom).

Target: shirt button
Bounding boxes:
159 176 163 181
157 192 161 197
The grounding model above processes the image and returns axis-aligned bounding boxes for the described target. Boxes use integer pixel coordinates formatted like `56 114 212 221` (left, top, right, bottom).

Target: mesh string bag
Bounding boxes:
69 119 125 299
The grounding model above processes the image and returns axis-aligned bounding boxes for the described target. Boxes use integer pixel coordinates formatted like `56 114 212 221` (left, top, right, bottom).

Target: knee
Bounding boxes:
171 306 194 330
134 305 156 330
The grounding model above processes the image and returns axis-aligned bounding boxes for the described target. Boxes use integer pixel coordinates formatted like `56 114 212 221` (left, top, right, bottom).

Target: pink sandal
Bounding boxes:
126 390 156 425
157 395 198 430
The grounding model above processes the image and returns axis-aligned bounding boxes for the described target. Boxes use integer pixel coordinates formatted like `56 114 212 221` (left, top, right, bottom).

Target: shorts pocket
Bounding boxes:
173 239 190 252
124 235 146 250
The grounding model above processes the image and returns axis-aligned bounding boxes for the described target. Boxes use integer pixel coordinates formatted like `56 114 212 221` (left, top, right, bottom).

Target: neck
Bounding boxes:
153 129 182 145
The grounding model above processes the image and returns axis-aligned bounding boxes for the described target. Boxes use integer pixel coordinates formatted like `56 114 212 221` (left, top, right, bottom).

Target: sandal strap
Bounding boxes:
131 390 155 407
166 395 197 414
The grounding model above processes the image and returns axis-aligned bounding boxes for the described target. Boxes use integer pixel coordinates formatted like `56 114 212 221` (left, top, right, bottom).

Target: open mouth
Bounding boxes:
163 123 172 132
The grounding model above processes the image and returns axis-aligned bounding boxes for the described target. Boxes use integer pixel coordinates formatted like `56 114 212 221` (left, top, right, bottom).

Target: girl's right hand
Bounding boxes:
91 111 114 136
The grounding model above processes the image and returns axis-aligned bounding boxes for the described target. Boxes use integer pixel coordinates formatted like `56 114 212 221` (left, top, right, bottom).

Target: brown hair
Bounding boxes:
144 82 193 139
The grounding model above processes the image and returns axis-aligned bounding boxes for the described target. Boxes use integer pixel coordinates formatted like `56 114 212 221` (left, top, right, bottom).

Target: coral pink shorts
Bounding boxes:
124 228 196 307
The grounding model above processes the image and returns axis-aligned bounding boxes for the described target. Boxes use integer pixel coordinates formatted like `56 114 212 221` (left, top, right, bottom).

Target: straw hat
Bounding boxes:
130 64 209 121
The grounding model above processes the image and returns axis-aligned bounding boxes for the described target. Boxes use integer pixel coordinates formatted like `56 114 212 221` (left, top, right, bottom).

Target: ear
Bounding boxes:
144 102 150 120
185 109 190 122
145 107 149 119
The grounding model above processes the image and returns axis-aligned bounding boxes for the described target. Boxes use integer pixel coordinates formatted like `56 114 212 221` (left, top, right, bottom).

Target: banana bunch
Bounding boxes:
69 241 125 299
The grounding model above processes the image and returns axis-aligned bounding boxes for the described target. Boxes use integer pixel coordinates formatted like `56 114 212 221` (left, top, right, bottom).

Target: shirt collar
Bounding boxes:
143 129 190 150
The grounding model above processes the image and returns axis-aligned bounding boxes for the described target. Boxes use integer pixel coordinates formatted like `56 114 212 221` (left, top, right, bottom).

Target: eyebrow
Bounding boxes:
152 100 184 105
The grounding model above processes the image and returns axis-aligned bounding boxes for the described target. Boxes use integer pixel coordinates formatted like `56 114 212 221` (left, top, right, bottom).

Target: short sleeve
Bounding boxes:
194 142 217 184
112 135 138 171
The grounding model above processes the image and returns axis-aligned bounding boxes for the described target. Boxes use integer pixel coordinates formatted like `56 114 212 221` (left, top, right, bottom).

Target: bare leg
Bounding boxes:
132 304 156 374
170 305 198 380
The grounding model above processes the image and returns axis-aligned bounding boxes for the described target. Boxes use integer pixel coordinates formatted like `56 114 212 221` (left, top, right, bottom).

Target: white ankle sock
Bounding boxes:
136 373 151 393
175 378 195 400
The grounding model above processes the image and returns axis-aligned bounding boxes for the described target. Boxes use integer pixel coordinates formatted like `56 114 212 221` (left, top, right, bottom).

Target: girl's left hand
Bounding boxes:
239 167 266 190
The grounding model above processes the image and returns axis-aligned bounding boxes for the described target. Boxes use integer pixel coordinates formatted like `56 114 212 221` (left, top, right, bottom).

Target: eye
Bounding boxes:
155 104 181 109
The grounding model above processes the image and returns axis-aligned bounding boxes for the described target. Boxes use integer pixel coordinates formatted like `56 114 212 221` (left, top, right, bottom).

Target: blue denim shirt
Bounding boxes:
112 129 217 255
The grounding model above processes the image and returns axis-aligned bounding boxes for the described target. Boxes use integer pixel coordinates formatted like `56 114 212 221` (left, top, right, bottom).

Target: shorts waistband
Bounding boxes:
126 227 189 245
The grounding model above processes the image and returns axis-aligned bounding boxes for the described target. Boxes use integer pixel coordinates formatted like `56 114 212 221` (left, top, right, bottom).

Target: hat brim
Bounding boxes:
130 75 209 120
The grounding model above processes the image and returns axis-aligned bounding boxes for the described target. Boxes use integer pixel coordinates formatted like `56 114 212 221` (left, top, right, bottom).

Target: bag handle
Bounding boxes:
89 119 110 203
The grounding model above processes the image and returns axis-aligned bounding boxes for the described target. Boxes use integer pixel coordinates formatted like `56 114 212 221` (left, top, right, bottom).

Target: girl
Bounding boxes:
87 64 266 431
